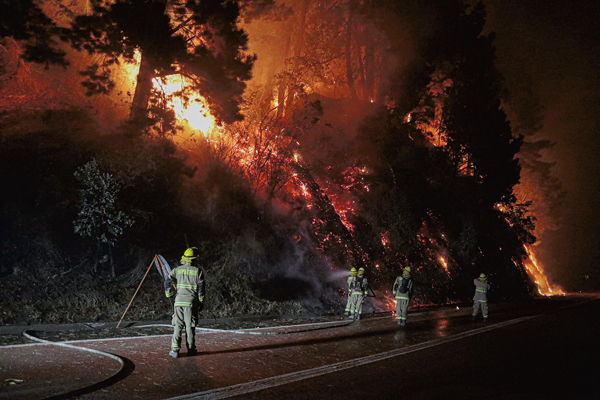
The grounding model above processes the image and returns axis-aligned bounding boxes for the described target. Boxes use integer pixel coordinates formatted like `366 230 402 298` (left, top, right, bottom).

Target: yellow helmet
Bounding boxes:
405 267 411 273
479 273 487 280
183 247 199 260
350 267 357 276
358 267 365 275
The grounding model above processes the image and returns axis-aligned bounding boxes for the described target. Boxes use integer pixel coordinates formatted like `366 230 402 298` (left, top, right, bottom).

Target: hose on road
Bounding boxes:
22 330 134 400
137 317 360 335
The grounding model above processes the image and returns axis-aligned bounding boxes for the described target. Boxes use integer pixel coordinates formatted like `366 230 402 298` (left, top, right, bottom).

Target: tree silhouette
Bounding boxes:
67 0 256 126
0 0 68 67
74 159 134 277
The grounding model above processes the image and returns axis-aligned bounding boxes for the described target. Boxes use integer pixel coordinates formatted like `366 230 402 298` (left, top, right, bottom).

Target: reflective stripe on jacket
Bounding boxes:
168 264 205 306
473 279 490 302
348 276 368 296
393 275 413 299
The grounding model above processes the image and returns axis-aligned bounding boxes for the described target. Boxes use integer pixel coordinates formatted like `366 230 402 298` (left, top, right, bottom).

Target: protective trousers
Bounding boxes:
396 298 409 321
472 300 488 318
346 293 364 316
171 305 198 352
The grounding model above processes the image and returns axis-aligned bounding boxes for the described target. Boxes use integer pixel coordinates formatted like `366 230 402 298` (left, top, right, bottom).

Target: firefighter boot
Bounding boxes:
356 314 361 320
348 313 354 320
187 348 198 357
400 320 406 327
169 350 179 358
344 311 350 316
483 317 488 323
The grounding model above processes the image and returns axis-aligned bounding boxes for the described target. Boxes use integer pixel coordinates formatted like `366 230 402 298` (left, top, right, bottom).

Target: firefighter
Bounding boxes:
393 266 413 326
165 247 205 358
472 273 490 322
346 267 368 320
344 267 358 316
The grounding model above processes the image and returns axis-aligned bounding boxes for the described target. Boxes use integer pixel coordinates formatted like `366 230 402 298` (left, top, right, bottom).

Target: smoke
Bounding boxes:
483 0 600 291
326 269 352 281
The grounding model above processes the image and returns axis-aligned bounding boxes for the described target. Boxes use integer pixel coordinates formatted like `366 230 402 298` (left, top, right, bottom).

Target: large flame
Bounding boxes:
122 50 215 134
523 244 564 296
152 75 215 133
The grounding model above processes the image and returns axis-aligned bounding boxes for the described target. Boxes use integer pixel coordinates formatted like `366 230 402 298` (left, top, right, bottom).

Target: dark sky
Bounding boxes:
481 0 600 291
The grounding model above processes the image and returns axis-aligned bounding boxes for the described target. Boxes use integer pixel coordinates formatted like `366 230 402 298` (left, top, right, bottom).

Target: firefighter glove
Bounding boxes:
163 279 172 290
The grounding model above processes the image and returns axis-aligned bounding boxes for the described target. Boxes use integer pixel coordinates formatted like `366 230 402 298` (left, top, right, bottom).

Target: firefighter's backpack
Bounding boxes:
352 277 364 292
399 277 410 294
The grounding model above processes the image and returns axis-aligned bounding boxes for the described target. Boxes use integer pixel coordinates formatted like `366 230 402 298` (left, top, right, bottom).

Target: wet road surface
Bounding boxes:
1 295 598 400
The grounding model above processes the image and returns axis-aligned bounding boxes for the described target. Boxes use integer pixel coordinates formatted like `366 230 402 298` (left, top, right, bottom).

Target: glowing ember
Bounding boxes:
381 233 390 249
380 291 397 313
152 75 215 133
523 245 564 296
438 255 448 271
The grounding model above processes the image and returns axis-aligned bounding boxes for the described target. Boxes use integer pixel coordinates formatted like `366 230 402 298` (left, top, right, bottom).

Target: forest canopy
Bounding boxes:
0 0 561 325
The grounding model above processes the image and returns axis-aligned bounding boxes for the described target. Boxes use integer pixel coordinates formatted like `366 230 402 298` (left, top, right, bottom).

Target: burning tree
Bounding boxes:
227 0 541 303
0 0 563 321
66 0 256 128
181 0 548 305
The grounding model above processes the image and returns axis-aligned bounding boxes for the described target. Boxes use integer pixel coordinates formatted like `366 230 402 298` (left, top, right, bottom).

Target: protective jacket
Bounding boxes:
166 261 205 353
473 279 490 302
166 264 205 307
472 278 491 320
393 273 413 324
393 274 413 300
345 275 368 318
348 275 368 296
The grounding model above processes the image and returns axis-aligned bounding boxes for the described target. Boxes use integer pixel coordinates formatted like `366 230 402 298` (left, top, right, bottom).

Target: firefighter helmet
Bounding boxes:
183 247 199 260
350 267 357 276
358 267 365 275
404 267 411 273
479 273 487 279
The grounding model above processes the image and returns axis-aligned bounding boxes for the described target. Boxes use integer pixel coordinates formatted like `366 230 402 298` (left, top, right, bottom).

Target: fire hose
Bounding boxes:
22 330 134 400
19 318 357 399
136 317 358 336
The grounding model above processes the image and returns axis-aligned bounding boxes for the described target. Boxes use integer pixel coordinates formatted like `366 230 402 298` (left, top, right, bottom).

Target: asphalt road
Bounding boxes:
226 295 600 400
1 295 598 400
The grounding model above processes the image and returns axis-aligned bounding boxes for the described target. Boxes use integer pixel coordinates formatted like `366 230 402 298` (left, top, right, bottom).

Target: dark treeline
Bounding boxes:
0 0 543 325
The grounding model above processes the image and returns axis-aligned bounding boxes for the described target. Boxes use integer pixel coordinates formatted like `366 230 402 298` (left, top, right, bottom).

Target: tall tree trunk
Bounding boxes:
128 52 155 124
363 26 376 101
283 0 311 116
345 0 358 100
357 41 366 99
276 28 293 117
290 0 310 58
109 244 115 278
93 242 101 275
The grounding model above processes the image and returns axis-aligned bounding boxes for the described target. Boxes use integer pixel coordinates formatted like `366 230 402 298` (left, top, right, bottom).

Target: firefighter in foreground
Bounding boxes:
472 273 490 322
165 247 205 358
345 267 368 320
393 266 413 326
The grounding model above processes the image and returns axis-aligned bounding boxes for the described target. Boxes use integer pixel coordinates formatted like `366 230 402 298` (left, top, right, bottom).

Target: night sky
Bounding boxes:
482 0 600 291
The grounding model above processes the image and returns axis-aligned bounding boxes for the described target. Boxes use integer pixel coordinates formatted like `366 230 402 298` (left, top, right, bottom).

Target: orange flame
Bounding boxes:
152 75 215 133
383 293 397 314
123 50 215 135
523 244 564 296
439 255 449 272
